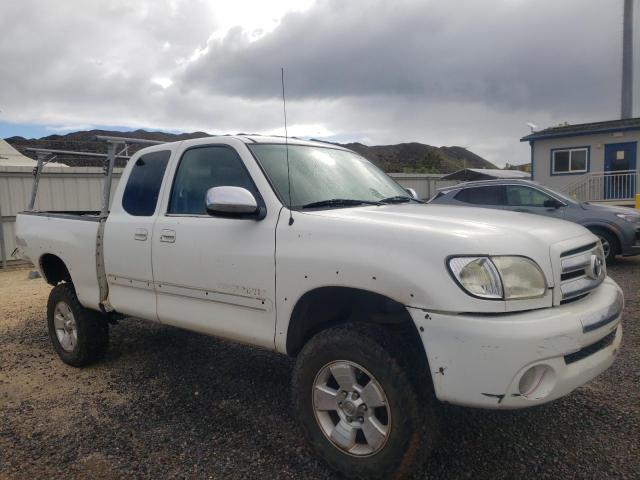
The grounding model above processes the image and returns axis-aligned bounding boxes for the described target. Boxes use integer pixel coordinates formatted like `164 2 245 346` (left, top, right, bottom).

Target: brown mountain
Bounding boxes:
6 130 496 172
340 142 496 173
5 129 211 167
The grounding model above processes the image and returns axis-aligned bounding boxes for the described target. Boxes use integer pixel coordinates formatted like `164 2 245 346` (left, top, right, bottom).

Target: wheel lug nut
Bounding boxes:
358 417 364 423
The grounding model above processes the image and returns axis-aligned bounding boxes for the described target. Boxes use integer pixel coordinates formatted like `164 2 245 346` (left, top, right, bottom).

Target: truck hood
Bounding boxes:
288 203 598 314
305 203 590 247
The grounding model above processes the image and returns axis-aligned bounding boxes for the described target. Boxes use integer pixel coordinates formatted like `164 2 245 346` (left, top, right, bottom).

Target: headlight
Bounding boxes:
615 212 640 223
448 256 547 300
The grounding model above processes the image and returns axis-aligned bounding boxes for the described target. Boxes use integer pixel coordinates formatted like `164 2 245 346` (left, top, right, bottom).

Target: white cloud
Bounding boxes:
45 124 95 132
152 77 174 89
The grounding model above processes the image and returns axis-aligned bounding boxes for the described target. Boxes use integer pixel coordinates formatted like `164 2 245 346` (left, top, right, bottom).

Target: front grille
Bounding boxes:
564 329 617 364
559 242 606 301
560 242 597 258
560 293 589 305
561 269 585 281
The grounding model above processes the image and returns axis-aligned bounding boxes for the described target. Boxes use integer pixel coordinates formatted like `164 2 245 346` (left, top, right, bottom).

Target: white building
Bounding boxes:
0 139 68 168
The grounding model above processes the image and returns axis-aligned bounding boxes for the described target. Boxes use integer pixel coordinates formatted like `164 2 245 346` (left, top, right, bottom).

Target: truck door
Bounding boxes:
151 143 277 349
103 147 173 320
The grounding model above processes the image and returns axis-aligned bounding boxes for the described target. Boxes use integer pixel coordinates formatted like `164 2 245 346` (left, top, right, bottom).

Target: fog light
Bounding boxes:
518 365 554 398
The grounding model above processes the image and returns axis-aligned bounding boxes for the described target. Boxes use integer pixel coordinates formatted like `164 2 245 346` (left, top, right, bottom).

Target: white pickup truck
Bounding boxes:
16 136 623 479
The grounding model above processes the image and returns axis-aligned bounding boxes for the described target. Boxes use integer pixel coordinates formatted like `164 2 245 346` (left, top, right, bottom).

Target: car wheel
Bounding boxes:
47 283 109 367
590 229 618 263
291 323 439 479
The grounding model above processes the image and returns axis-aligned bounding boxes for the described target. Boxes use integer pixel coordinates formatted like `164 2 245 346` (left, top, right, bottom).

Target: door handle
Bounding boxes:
134 228 148 241
160 229 176 243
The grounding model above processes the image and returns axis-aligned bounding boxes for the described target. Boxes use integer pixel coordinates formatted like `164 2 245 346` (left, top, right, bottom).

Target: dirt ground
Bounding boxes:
1 258 639 479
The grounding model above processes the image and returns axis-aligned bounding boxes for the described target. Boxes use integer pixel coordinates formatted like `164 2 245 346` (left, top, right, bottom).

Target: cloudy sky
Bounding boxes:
0 0 638 166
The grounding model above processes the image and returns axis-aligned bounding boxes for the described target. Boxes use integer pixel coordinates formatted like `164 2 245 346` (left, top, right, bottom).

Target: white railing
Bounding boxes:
560 170 638 202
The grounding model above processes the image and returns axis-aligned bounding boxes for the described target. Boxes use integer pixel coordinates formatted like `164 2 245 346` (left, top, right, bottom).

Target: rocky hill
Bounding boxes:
339 142 496 173
5 130 210 168
6 130 497 172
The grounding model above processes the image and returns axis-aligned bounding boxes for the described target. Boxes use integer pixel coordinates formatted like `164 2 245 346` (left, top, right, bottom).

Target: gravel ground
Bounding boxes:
1 258 638 479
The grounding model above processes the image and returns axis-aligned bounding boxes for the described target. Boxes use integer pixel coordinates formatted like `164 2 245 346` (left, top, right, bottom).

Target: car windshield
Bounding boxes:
535 184 579 204
249 144 410 209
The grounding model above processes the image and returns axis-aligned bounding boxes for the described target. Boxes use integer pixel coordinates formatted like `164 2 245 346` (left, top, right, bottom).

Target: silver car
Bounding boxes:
429 179 640 262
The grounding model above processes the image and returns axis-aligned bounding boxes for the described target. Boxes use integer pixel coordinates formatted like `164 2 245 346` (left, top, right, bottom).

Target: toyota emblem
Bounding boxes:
587 255 603 279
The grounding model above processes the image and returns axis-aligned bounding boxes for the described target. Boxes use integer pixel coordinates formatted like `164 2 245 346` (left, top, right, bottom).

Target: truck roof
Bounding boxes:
151 134 350 151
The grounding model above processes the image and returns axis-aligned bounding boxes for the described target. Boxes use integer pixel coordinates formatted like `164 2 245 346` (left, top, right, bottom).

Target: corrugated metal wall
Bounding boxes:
388 173 458 200
0 166 123 266
0 167 454 267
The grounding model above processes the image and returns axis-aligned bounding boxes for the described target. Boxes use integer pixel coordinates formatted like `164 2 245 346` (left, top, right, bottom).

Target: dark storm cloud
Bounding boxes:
182 0 620 114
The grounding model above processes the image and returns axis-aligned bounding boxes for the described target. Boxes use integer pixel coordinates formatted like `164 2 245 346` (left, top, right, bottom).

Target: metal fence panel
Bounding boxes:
0 166 123 266
388 173 458 200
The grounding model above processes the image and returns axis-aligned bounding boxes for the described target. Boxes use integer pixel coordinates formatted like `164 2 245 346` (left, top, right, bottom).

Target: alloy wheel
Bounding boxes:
312 360 391 457
53 301 77 352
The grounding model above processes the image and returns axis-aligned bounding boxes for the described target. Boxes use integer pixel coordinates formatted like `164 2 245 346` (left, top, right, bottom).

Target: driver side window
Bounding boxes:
505 186 552 207
168 146 258 215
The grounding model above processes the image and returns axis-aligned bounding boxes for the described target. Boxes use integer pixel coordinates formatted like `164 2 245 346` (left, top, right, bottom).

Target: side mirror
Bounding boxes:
406 187 419 200
544 198 562 209
205 186 260 217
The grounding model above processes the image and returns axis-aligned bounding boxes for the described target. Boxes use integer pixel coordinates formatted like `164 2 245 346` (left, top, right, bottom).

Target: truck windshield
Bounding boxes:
249 144 410 209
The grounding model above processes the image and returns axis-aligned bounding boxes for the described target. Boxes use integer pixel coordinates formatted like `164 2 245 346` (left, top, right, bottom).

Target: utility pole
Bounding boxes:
621 0 634 119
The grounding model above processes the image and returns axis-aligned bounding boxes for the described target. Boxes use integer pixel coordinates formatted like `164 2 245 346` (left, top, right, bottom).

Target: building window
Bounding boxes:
551 148 589 174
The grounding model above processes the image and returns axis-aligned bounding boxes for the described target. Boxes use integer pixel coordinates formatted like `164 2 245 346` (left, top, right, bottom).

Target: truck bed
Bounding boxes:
16 211 103 310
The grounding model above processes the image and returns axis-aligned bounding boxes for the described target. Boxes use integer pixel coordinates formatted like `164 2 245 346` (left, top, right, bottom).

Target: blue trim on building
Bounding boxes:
549 146 591 176
604 141 638 172
521 125 640 142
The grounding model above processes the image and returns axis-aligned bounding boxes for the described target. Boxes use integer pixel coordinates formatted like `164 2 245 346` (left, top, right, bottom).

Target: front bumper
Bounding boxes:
621 244 640 256
621 225 640 256
410 277 623 409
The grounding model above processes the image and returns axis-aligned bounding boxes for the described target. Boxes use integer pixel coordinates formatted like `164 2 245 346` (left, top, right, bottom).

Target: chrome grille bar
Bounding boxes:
559 243 606 301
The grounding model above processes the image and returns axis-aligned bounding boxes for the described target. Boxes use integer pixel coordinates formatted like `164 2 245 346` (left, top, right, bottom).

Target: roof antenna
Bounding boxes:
281 67 294 226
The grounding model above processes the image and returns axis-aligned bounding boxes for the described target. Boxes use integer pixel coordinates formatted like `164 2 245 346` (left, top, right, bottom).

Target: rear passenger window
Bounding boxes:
122 150 170 216
454 186 505 205
168 146 258 215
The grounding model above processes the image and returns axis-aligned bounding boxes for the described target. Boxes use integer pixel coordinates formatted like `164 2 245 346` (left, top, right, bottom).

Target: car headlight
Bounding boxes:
615 212 640 223
448 256 547 300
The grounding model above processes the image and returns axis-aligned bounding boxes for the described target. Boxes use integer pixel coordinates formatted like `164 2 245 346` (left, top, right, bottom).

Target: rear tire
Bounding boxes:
47 283 109 367
292 323 439 480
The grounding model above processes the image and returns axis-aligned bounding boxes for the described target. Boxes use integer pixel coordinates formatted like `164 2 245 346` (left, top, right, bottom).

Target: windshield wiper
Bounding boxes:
380 195 424 204
300 198 383 209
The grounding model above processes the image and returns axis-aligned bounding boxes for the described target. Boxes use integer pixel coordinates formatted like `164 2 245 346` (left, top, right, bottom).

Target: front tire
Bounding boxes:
47 283 109 367
292 324 439 479
590 228 618 263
